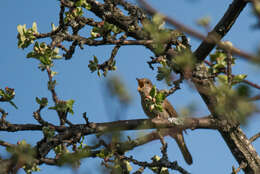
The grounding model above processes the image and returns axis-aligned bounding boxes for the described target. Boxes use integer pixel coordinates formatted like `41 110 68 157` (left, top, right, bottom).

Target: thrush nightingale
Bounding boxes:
137 78 193 165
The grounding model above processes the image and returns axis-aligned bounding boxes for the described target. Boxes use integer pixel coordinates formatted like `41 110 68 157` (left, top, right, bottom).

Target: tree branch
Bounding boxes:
194 0 249 62
138 0 260 173
34 116 218 158
191 0 260 173
139 0 258 62
250 132 260 143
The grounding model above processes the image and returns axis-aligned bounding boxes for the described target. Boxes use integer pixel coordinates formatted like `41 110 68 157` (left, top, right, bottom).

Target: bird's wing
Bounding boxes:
164 99 178 118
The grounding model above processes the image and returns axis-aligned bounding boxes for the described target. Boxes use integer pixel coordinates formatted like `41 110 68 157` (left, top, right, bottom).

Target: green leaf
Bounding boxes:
97 70 101 77
9 101 18 109
51 23 57 31
49 100 74 115
51 71 58 77
152 13 164 28
53 47 59 54
0 89 5 96
93 55 98 63
212 63 226 70
210 51 226 63
66 99 75 115
36 97 41 104
232 74 247 85
125 161 132 172
85 3 91 10
54 144 63 155
155 92 165 103
236 85 250 97
48 106 57 110
17 23 37 49
32 22 38 33
42 126 55 139
155 104 163 112
197 16 211 27
103 69 108 77
150 86 157 98
36 97 48 107
17 24 25 33
48 80 56 90
90 31 100 38
217 74 228 84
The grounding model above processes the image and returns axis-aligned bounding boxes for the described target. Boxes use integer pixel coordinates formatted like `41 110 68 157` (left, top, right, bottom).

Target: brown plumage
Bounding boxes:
137 78 193 165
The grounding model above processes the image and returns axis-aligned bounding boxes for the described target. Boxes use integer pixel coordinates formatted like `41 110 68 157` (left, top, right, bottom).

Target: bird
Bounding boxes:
136 78 193 165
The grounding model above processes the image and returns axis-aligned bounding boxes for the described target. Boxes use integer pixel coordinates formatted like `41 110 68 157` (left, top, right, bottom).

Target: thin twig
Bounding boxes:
243 79 260 90
249 0 260 26
248 94 260 101
46 67 59 104
121 155 190 174
205 60 260 90
249 132 260 143
231 161 247 174
64 34 154 46
0 140 14 148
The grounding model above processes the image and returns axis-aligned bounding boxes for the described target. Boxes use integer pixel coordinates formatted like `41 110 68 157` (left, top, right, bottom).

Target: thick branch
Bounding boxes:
139 0 258 62
191 0 260 173
0 116 220 133
194 0 248 62
35 116 218 158
139 0 260 172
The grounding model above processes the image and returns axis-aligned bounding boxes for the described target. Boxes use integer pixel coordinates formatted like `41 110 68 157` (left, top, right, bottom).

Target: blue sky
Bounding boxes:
1 0 260 173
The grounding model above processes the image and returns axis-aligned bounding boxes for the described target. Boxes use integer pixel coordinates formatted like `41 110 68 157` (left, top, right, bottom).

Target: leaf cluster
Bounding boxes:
145 86 166 112
27 42 62 69
209 48 235 74
6 140 40 174
143 14 179 55
209 48 247 86
17 22 38 49
91 21 122 39
88 55 117 77
49 99 75 115
0 87 18 109
212 84 255 124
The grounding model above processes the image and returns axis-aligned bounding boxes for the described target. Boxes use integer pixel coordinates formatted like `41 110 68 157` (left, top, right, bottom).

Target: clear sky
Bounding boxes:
1 0 260 173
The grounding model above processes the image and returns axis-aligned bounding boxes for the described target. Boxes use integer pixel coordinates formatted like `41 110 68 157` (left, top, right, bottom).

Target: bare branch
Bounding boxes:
249 132 260 143
121 155 190 174
249 94 260 101
0 140 14 148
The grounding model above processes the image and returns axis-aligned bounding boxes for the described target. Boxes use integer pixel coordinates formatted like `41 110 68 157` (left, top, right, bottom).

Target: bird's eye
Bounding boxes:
146 81 150 84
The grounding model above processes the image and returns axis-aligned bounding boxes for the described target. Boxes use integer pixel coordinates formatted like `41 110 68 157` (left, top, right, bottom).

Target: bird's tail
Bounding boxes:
170 132 193 165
